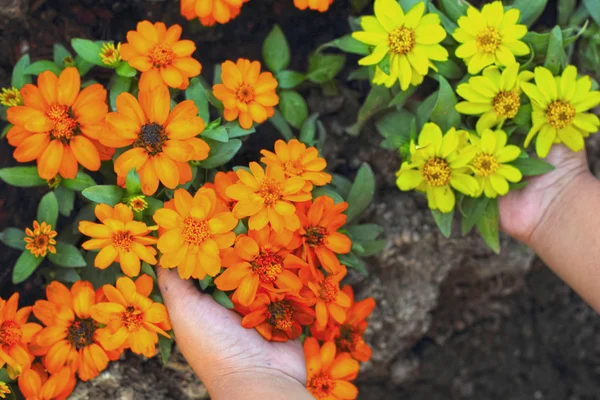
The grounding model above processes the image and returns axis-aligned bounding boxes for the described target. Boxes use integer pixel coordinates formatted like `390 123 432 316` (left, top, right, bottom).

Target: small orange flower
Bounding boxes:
24 220 57 257
239 291 315 341
0 293 41 379
154 187 238 279
79 203 158 277
304 338 359 400
302 266 351 330
18 363 76 400
103 85 210 195
205 171 239 211
32 281 117 381
91 275 171 358
296 196 352 274
260 139 332 192
180 0 247 26
226 162 311 232
6 68 108 179
213 59 279 129
333 286 374 362
214 226 304 306
293 0 333 12
120 21 202 91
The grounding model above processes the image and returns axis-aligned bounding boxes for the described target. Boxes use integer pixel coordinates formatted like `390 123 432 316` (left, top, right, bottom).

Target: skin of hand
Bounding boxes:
157 268 313 400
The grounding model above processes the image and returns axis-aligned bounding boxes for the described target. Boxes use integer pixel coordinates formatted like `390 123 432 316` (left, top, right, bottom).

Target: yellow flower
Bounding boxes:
396 123 479 213
352 0 448 90
521 65 600 158
24 220 57 257
126 195 148 212
0 87 22 107
0 381 10 399
468 129 522 198
100 42 121 66
456 63 533 132
453 1 529 75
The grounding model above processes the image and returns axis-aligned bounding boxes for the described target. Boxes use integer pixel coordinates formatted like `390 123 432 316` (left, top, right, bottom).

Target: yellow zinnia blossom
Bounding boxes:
0 87 22 107
468 129 522 198
396 123 479 213
352 0 448 90
521 65 600 158
100 42 121 66
0 382 10 399
453 1 529 75
455 63 533 132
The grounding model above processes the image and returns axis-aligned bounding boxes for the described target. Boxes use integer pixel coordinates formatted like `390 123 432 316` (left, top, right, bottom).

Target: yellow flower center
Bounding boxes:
0 87 22 107
388 26 415 55
122 306 144 332
492 91 520 118
113 231 133 252
67 317 98 350
134 123 168 156
546 100 575 129
182 216 210 245
258 178 283 206
149 44 175 68
472 153 499 177
476 26 502 53
267 301 294 331
422 157 452 187
47 104 78 141
319 277 338 303
307 373 336 398
127 195 148 212
304 226 328 247
283 160 304 176
251 251 284 284
0 320 22 348
100 42 121 66
235 83 255 104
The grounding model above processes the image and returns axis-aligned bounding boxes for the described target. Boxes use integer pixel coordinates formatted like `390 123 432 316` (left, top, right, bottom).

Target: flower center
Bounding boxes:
122 306 144 332
0 321 22 348
100 43 121 66
128 196 148 212
182 216 210 245
235 83 255 104
113 231 133 252
134 123 168 156
149 44 175 68
67 317 98 350
34 235 49 248
388 26 415 55
304 226 328 247
476 26 502 53
336 324 363 353
267 301 294 331
307 373 336 398
46 104 78 141
492 91 520 118
283 160 304 176
546 100 575 129
0 87 22 107
319 278 338 303
422 157 452 187
251 251 284 284
472 153 499 177
258 178 283 206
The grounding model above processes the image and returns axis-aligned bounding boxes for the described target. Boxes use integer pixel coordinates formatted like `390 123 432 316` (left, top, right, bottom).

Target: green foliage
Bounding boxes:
48 242 87 268
63 172 97 191
13 251 44 284
82 185 126 206
0 228 26 251
345 163 376 224
431 209 454 238
71 38 104 66
12 54 32 88
0 167 45 187
186 77 210 122
263 24 290 73
38 192 59 227
198 139 242 169
24 60 62 76
278 90 308 129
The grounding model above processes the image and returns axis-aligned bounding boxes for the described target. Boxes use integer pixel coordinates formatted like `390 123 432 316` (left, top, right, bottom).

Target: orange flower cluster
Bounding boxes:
180 0 249 26
294 0 334 12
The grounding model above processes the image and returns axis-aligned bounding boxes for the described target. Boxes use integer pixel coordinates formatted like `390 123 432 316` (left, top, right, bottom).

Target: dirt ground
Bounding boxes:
2 0 600 399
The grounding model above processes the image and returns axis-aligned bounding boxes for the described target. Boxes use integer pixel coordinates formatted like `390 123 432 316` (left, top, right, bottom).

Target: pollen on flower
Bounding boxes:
182 216 210 245
493 91 520 118
0 320 22 348
24 220 57 257
546 100 576 129
0 86 22 107
251 251 284 284
134 123 168 155
122 306 144 332
476 27 502 53
113 231 133 252
422 158 452 187
46 104 78 141
149 44 175 68
257 178 283 205
235 83 255 103
267 301 294 331
388 26 415 55
472 153 499 177
100 42 122 66
67 318 98 350
307 372 336 399
319 278 338 303
304 226 328 247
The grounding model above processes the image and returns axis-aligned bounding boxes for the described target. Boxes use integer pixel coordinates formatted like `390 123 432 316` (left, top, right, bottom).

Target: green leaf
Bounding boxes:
201 126 229 142
299 113 319 146
375 109 415 150
186 77 210 123
53 44 72 67
476 198 500 254
71 38 103 65
141 262 157 281
279 90 308 129
62 171 97 191
438 0 469 21
269 108 295 140
312 187 345 204
346 85 392 136
337 251 368 275
583 0 600 25
306 53 346 84
1 124 12 139
0 228 26 250
198 139 242 169
347 224 384 241
378 53 391 75
48 242 87 267
428 2 458 33
331 174 353 199
199 275 214 290
82 185 126 205
346 163 376 224
318 34 369 55
50 268 81 283
544 26 566 75
224 121 255 139
510 157 555 176
355 239 386 257
37 192 59 227
512 103 531 126
80 259 122 288
12 54 32 88
158 335 173 365
109 75 133 112
75 56 94 77
126 169 142 195
429 75 461 132
436 58 464 80
510 0 548 26
348 66 370 81
212 290 234 309
460 196 489 236
431 208 454 238
276 70 306 89
24 60 62 76
558 0 577 26
116 61 137 77
54 185 75 217
262 24 290 73
13 251 44 284
0 167 45 187
399 0 429 10
146 197 164 215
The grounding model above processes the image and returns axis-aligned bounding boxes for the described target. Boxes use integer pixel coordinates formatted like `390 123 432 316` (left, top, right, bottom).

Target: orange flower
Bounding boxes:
103 84 210 195
214 226 304 306
333 286 374 362
180 0 247 26
120 21 202 91
6 68 108 179
296 196 352 274
260 139 332 192
154 187 238 279
91 275 171 358
293 0 333 12
18 364 76 400
24 220 57 257
304 338 359 400
205 171 239 211
302 266 351 330
226 162 311 232
79 203 158 277
239 291 314 341
213 59 279 129
0 293 41 379
32 281 117 381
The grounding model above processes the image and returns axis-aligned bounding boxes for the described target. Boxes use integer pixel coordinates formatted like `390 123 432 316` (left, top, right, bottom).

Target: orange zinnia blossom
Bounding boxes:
333 286 374 362
239 292 315 341
260 139 332 192
120 21 202 91
180 0 247 26
0 293 41 379
214 226 304 306
205 171 239 211
304 338 360 400
213 59 279 129
294 0 333 12
18 363 76 400
296 196 352 274
301 266 351 330
103 85 209 195
79 203 158 277
154 187 238 279
24 220 57 257
226 162 310 232
6 68 108 179
32 281 117 381
91 275 171 358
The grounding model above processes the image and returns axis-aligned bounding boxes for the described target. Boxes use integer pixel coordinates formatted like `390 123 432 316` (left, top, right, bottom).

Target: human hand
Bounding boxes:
156 268 312 400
